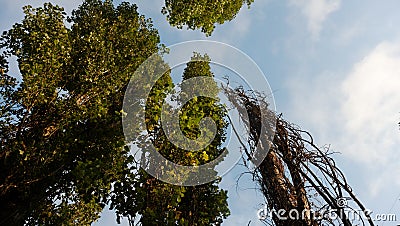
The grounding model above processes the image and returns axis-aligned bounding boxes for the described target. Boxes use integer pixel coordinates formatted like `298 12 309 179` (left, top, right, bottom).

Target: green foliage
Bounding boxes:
1 1 233 225
0 54 19 132
161 0 254 36
120 54 230 225
0 0 160 224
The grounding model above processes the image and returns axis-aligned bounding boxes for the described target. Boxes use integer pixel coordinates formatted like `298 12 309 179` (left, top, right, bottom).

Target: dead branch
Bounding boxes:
222 85 374 226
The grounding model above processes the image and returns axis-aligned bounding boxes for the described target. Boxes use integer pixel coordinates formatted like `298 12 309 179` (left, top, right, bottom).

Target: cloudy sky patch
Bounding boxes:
1 0 400 225
289 0 341 39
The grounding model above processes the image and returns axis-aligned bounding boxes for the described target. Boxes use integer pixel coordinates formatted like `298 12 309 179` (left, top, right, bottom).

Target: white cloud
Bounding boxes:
287 41 400 200
285 40 400 198
289 0 341 39
287 40 400 164
340 41 400 163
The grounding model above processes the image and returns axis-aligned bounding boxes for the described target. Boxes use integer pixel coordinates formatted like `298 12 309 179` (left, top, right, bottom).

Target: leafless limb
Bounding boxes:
222 85 374 226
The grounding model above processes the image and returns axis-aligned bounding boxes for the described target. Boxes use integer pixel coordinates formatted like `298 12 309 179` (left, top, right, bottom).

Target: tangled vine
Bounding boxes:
223 84 374 226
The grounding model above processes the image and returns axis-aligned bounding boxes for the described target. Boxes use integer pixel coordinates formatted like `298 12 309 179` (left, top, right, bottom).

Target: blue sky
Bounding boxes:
1 0 400 225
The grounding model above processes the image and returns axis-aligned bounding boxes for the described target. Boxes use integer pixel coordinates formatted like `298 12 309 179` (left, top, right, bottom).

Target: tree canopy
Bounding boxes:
0 0 160 224
113 53 230 225
0 1 233 225
161 0 254 36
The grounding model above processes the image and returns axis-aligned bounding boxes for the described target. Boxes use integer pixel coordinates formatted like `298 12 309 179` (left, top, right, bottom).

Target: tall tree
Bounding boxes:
161 0 254 36
114 53 230 225
0 0 161 224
